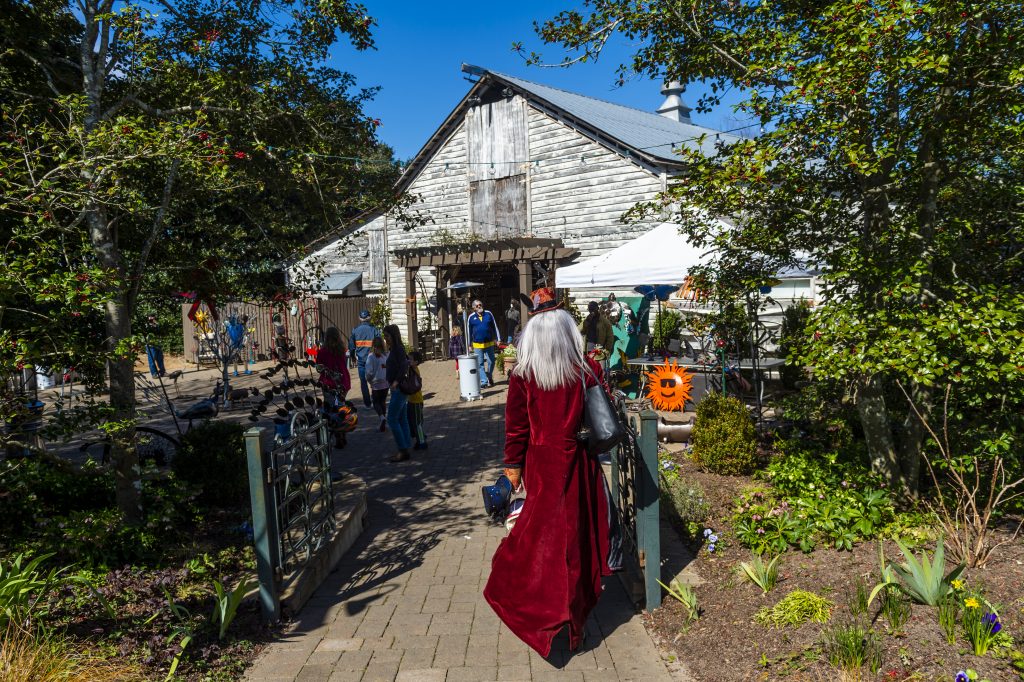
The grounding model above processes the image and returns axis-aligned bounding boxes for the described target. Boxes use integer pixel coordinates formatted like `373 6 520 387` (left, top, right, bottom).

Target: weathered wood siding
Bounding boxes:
527 107 664 260
384 123 470 338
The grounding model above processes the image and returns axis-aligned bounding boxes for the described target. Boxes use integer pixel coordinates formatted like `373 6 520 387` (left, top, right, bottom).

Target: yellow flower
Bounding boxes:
951 579 965 590
964 597 980 609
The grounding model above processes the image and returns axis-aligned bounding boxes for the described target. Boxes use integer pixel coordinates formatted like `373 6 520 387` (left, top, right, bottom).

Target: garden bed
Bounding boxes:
652 455 1024 682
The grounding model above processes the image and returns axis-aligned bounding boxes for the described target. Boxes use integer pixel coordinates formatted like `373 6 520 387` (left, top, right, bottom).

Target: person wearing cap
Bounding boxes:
483 287 612 658
350 310 380 408
467 299 501 388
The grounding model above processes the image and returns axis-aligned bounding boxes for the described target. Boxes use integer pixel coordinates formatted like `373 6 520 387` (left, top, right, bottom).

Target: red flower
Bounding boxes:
198 132 210 142
204 29 221 42
372 118 382 127
121 126 132 134
233 151 247 160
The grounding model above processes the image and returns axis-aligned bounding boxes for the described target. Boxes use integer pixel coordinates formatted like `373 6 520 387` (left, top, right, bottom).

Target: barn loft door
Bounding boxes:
467 95 527 238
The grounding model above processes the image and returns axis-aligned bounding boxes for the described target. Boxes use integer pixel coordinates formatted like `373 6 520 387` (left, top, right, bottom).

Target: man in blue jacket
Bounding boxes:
350 310 380 408
468 299 501 388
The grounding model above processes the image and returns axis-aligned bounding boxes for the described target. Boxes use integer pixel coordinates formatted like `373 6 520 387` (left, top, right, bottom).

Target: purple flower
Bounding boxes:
955 672 969 682
983 612 1002 634
756 527 765 535
708 543 716 552
703 528 713 538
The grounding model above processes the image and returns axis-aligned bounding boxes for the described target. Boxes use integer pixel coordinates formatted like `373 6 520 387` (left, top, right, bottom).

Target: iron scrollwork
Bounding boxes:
268 410 336 575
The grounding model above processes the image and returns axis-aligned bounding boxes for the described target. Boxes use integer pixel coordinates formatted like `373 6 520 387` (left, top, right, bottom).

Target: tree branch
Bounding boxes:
129 158 181 310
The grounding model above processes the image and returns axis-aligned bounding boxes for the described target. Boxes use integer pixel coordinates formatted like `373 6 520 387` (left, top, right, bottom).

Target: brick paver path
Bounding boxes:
245 359 677 682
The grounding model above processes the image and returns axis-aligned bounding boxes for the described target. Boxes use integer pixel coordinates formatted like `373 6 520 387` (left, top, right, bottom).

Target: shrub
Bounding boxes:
691 392 759 475
777 301 812 389
172 421 248 506
0 459 113 541
754 590 834 628
651 309 682 351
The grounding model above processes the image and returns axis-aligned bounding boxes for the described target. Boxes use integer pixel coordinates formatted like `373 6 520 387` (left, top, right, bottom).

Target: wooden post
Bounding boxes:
637 410 661 611
517 260 531 323
436 267 450 357
245 427 281 623
405 266 419 351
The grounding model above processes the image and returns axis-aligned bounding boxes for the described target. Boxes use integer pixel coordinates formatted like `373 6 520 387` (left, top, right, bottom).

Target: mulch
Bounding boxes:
650 458 1024 682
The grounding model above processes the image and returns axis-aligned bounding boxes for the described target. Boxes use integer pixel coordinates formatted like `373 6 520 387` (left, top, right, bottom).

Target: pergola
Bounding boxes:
394 238 578 351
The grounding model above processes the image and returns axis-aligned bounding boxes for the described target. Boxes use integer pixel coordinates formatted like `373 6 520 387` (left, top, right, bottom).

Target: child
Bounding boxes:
406 351 427 450
364 336 389 432
448 325 466 376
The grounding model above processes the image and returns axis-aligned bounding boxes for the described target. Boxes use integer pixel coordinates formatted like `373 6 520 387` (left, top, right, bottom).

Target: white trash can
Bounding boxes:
458 353 481 401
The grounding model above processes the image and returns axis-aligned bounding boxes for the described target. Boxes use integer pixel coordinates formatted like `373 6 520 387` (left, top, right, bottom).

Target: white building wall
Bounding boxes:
385 123 470 339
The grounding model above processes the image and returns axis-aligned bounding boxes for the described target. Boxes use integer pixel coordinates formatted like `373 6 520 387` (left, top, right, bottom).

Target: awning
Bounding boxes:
555 223 711 289
317 271 363 296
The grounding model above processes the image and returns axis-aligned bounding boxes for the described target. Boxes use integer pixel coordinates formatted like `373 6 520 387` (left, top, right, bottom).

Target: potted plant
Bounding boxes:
499 345 518 375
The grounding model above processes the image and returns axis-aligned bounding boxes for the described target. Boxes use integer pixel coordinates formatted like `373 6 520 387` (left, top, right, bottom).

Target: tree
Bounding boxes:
0 0 399 522
525 0 1024 493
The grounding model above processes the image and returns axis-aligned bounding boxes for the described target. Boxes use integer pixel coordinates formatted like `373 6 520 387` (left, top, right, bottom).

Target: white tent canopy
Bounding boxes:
555 222 712 289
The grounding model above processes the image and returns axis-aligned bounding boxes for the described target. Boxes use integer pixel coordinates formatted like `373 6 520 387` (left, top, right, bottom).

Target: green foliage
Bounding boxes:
737 553 781 594
691 392 758 475
210 577 257 641
0 459 114 540
870 539 965 607
172 421 248 507
658 455 710 543
0 553 62 630
732 439 919 554
938 594 959 645
879 587 911 633
961 592 1005 657
821 622 883 675
657 579 700 625
848 578 870 621
651 309 682 351
754 590 833 628
777 302 812 389
369 294 392 331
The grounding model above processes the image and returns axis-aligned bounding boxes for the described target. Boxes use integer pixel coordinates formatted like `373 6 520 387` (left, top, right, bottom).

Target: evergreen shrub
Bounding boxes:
172 421 248 506
691 392 759 475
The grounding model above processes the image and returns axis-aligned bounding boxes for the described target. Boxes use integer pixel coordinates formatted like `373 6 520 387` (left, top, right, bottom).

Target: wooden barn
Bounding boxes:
294 65 748 354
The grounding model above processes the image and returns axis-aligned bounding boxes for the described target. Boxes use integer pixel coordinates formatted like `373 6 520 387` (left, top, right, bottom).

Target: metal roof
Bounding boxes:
489 71 743 162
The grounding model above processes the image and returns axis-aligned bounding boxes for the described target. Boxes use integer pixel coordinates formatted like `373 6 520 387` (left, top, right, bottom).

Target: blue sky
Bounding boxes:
330 1 754 161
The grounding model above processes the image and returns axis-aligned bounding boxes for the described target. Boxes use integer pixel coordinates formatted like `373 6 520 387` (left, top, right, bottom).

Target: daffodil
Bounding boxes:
964 597 980 609
951 579 964 590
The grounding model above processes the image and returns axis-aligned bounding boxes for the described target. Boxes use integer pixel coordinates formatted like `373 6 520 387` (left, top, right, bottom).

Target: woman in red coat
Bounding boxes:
483 291 611 657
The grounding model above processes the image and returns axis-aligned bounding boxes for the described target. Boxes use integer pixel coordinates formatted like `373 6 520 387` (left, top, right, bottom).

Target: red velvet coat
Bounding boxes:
483 357 611 656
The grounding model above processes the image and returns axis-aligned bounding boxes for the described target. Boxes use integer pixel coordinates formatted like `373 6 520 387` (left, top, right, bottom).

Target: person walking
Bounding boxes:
350 309 380 409
467 299 500 388
382 324 413 462
483 289 612 657
580 300 615 367
317 327 351 449
364 336 389 432
504 299 521 344
406 351 428 450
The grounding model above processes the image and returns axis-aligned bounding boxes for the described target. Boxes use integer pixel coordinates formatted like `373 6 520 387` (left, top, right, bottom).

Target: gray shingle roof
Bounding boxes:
490 71 743 163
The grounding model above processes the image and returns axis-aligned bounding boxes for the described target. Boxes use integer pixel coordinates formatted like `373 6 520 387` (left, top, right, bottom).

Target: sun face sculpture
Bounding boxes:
645 361 694 411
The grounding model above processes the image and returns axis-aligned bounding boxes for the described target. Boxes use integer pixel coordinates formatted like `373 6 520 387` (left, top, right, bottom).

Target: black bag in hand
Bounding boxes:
578 364 625 454
397 359 422 395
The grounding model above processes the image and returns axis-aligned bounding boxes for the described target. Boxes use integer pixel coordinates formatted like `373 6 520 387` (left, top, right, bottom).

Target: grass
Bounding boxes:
879 586 911 632
755 590 835 628
737 553 782 594
0 623 144 682
820 621 883 676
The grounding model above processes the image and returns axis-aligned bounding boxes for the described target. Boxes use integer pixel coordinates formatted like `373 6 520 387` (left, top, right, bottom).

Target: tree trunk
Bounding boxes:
856 375 903 489
106 292 142 524
897 382 932 497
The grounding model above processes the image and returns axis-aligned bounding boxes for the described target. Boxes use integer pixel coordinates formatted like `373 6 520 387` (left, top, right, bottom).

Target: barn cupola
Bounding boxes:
656 81 692 123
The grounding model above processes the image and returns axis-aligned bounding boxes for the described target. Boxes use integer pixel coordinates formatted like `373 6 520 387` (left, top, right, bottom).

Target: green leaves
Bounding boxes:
869 538 966 607
210 576 257 640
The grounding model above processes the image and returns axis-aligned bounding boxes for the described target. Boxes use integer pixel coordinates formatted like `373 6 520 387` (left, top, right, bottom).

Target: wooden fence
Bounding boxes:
181 296 382 365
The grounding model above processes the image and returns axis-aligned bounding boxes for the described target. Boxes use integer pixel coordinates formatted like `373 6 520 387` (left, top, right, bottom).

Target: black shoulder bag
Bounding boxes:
577 364 626 455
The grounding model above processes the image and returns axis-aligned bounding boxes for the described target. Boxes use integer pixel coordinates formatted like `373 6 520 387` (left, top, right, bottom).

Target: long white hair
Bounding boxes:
513 309 584 390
